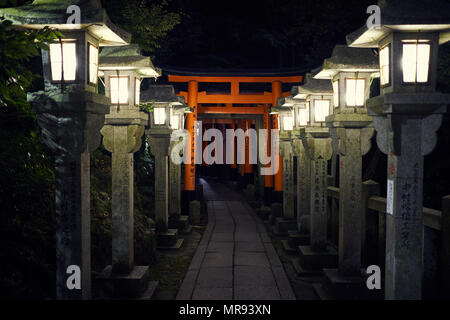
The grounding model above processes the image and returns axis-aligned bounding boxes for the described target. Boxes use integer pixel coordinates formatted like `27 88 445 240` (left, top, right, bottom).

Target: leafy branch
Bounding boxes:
138 100 156 113
0 18 62 112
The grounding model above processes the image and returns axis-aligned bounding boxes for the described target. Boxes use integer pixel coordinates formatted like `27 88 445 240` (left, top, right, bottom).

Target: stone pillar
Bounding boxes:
274 139 296 236
330 122 374 276
293 138 310 231
169 141 182 218
309 158 328 250
280 141 295 218
56 151 92 299
255 116 265 198
101 124 145 274
297 130 337 272
30 90 110 300
148 130 171 232
303 136 332 251
370 108 445 300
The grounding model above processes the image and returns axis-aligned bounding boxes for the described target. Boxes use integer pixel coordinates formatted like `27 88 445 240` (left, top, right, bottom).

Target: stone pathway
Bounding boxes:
176 178 296 300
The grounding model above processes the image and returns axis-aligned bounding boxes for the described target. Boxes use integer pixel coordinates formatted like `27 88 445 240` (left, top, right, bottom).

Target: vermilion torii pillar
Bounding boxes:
272 81 284 202
184 80 198 201
264 104 274 203
230 121 237 172
238 120 246 178
244 119 253 183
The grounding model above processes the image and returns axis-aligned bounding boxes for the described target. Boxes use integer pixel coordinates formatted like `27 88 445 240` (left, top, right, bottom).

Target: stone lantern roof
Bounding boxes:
269 98 291 115
140 85 192 114
0 0 131 46
291 73 333 99
278 96 306 107
313 45 379 79
99 44 162 78
346 0 450 47
271 97 305 115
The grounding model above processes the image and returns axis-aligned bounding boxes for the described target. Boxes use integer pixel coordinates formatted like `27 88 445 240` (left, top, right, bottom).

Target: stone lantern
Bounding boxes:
96 44 160 298
347 0 450 300
290 74 338 273
313 45 379 298
167 100 192 235
275 96 312 253
269 101 297 236
141 85 190 249
0 0 131 300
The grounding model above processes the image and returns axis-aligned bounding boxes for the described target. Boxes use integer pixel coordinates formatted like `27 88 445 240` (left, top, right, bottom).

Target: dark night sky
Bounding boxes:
156 0 375 71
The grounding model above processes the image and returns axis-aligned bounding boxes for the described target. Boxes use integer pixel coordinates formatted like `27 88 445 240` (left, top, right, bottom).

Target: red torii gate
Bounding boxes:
168 74 303 200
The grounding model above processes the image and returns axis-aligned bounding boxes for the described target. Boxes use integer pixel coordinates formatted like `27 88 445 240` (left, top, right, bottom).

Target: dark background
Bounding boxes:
152 0 375 70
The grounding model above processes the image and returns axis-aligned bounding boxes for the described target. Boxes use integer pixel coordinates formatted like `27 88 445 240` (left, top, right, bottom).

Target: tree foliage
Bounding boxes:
0 18 61 112
102 0 181 57
0 15 61 298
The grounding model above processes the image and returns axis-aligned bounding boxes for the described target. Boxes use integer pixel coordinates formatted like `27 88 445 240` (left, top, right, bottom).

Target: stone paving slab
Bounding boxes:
234 286 281 300
192 287 233 300
235 241 265 252
234 266 277 288
196 267 233 288
176 179 295 300
206 241 234 253
210 232 234 242
235 232 261 242
203 252 233 267
235 252 271 267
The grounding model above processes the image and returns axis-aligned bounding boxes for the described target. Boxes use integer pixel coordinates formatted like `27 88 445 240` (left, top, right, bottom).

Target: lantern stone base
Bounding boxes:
94 265 154 299
292 257 321 276
281 240 297 255
297 245 338 271
282 230 310 255
274 217 297 236
317 268 381 300
256 205 271 221
169 215 192 235
189 200 201 225
156 229 184 250
268 203 283 225
288 230 310 246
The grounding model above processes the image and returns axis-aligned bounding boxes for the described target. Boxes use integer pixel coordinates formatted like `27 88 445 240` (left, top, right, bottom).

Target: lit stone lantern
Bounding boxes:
347 0 450 300
277 96 312 251
290 74 338 272
142 85 190 249
292 74 333 128
313 45 379 298
96 45 160 297
0 0 131 300
167 99 192 233
269 101 297 236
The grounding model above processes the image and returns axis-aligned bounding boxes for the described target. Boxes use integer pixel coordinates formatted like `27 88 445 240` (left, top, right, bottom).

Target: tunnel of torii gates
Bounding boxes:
168 74 303 204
